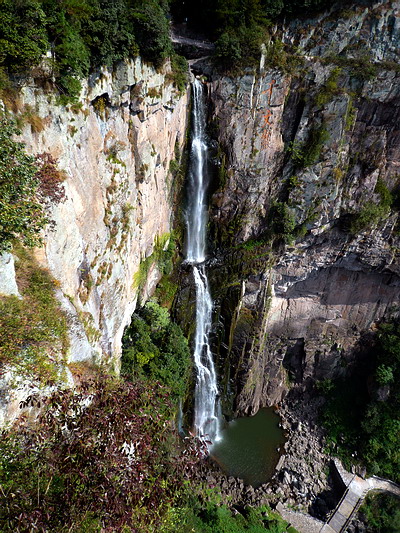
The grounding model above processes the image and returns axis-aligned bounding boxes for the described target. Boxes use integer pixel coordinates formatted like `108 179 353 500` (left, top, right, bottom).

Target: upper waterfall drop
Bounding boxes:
185 78 221 446
186 78 208 264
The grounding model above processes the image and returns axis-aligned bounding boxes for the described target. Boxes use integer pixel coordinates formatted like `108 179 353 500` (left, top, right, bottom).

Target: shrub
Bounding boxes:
348 179 392 234
359 493 400 533
168 54 189 94
315 67 342 107
0 0 49 72
321 319 400 482
122 299 191 400
0 114 48 252
35 152 66 205
131 1 172 67
0 376 202 532
214 24 268 72
268 201 296 244
348 202 389 234
287 124 329 168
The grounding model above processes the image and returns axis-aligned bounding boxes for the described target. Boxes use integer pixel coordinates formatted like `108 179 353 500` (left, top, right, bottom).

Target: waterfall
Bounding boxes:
186 78 220 445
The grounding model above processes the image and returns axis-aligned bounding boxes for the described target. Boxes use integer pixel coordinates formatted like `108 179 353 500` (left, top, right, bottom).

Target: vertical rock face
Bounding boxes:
207 2 400 414
1 58 188 369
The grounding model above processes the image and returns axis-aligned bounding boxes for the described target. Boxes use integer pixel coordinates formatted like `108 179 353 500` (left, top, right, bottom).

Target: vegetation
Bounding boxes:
122 299 191 401
0 0 178 98
348 178 393 234
267 201 296 244
315 67 342 107
170 502 298 533
0 375 202 532
171 0 330 37
133 232 176 294
0 115 48 252
321 320 400 482
0 245 68 384
288 123 329 168
171 0 329 72
358 493 400 533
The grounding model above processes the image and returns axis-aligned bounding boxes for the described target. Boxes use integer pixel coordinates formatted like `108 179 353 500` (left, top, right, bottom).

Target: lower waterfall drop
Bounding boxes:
186 78 220 446
192 265 220 443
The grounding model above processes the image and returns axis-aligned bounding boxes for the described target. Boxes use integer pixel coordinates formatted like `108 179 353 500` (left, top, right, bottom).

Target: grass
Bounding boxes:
133 233 175 295
0 244 69 385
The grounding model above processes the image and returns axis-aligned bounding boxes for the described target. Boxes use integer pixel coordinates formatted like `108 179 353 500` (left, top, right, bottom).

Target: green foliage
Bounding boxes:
0 0 173 98
214 24 268 72
168 54 189 94
131 1 172 67
0 114 48 252
155 276 179 309
0 0 49 72
325 54 378 82
268 201 296 244
315 67 342 107
0 376 202 532
0 245 68 384
122 299 191 400
321 320 400 482
359 493 400 533
133 233 176 293
264 39 304 74
348 178 393 234
166 502 296 533
287 124 329 168
348 202 390 234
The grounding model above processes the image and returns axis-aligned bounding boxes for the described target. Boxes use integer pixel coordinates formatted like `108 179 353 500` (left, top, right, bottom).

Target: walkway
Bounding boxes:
171 31 214 52
320 461 400 533
277 460 400 533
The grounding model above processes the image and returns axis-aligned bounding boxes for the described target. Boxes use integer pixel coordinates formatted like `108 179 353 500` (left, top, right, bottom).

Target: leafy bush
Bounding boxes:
0 0 174 98
214 24 268 72
315 67 342 107
359 493 400 533
348 178 393 234
287 124 329 168
35 152 66 205
168 54 189 94
321 320 400 482
268 201 296 244
264 39 304 73
122 300 191 400
131 1 172 67
0 115 48 252
0 376 201 532
171 502 296 533
0 0 49 72
133 233 176 293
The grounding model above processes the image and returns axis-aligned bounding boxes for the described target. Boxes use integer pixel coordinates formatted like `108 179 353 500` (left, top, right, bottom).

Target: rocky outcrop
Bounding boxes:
2 58 188 369
205 2 400 414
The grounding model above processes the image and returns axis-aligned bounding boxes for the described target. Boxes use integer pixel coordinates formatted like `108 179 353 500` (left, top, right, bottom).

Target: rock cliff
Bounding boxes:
0 58 188 424
204 0 400 414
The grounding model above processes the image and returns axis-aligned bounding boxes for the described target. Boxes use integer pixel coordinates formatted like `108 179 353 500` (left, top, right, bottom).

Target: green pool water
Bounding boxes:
210 408 285 488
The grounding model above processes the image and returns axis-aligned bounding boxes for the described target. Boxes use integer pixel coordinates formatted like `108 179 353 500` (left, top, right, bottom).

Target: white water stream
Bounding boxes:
186 79 220 445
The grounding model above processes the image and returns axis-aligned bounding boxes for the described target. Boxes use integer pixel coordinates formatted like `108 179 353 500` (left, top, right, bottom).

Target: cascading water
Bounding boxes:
186 78 220 445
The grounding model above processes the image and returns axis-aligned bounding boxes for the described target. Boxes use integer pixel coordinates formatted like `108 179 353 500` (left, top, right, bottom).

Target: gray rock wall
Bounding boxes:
207 2 400 414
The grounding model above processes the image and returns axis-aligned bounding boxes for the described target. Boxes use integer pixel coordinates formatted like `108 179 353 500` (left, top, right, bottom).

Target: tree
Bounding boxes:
0 0 49 72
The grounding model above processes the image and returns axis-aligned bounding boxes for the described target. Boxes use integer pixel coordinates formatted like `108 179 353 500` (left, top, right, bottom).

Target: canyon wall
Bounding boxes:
205 0 400 414
0 58 188 424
